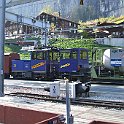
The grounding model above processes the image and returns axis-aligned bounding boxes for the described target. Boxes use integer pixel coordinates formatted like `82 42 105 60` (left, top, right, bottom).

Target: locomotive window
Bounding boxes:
80 50 87 59
37 52 44 60
60 52 70 59
20 52 31 60
32 52 36 60
49 52 52 60
72 51 77 59
49 51 59 60
53 52 59 60
31 51 45 60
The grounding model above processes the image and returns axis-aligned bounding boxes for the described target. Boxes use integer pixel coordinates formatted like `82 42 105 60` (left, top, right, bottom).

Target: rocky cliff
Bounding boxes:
7 0 124 22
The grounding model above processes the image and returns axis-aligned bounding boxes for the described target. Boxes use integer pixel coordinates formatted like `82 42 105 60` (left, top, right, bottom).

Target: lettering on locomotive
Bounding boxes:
60 63 70 68
32 62 46 69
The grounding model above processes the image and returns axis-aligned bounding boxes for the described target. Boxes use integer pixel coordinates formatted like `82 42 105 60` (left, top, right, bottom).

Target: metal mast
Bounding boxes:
0 0 6 96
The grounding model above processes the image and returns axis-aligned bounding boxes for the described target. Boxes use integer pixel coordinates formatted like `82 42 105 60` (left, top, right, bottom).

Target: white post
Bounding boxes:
65 78 70 124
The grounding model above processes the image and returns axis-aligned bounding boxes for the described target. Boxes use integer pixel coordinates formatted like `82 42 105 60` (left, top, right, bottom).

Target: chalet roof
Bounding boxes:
97 22 116 26
112 16 124 24
117 21 124 25
5 21 14 27
107 27 124 32
96 21 124 31
37 12 79 25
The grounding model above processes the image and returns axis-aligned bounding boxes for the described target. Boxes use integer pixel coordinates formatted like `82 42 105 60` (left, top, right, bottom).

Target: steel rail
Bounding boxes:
6 92 124 109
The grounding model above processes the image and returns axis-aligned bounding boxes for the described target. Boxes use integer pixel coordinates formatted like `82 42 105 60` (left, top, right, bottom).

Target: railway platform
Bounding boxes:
0 95 124 124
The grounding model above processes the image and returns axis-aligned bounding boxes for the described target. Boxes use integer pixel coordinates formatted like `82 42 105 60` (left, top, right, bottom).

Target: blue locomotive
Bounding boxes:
11 47 90 81
11 47 60 80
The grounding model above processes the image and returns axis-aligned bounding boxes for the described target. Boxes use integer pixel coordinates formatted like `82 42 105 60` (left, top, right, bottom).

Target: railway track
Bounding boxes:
6 92 124 110
5 78 124 85
92 78 124 85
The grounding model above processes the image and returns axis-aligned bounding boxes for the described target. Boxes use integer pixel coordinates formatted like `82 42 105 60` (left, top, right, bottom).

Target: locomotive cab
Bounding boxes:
30 47 60 79
59 48 90 82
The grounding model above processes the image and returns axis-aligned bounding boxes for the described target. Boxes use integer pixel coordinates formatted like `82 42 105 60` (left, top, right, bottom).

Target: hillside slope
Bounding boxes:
7 0 124 22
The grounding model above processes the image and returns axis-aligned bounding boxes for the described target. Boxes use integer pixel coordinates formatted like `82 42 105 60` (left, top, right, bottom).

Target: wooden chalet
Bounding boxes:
5 12 80 46
95 21 124 38
36 12 80 38
5 20 42 36
95 21 124 47
5 20 41 47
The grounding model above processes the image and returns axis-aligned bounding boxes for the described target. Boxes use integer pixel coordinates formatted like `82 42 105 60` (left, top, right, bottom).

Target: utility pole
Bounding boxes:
45 23 47 46
0 0 6 97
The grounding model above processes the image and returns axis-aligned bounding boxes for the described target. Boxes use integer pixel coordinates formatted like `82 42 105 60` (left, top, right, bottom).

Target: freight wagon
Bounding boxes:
4 53 20 78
